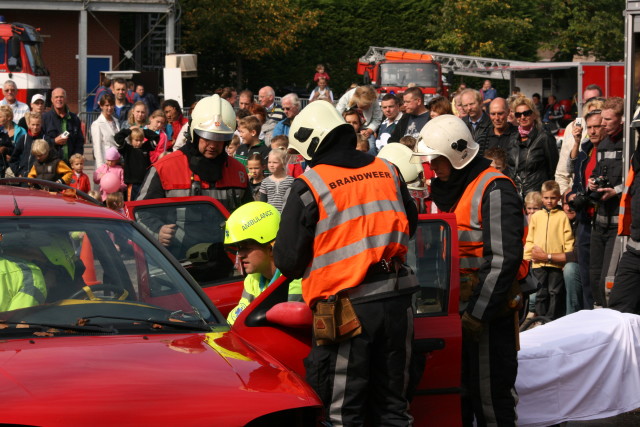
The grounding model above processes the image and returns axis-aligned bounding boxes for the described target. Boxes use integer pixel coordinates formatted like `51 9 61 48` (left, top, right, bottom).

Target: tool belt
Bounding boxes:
312 293 362 346
460 272 480 303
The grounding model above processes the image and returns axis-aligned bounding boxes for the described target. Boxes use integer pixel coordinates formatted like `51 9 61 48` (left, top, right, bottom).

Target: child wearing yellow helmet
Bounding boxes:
224 201 302 325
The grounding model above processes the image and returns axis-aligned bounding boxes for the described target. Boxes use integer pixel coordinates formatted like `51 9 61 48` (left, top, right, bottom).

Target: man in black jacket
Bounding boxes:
460 89 492 157
388 87 430 142
486 97 516 151
42 88 84 165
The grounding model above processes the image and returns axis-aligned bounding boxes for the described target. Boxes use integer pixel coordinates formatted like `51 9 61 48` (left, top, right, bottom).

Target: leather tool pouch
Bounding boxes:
460 272 480 303
313 294 362 346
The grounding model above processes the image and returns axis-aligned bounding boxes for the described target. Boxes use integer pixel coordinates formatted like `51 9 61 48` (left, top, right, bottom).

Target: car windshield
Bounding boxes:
380 63 438 87
0 218 220 335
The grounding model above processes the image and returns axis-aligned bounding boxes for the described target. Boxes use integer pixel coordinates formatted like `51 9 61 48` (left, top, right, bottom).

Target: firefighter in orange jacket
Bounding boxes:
414 115 524 426
274 101 418 426
609 144 640 314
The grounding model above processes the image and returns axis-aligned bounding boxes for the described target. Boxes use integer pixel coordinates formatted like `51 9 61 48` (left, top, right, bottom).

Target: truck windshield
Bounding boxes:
24 43 47 76
380 63 438 88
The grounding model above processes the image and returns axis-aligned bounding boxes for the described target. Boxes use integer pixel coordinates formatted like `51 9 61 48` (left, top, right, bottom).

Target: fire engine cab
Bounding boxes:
0 17 50 103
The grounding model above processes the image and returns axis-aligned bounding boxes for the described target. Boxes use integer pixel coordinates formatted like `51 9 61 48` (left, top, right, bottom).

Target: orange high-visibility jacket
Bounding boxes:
299 157 409 306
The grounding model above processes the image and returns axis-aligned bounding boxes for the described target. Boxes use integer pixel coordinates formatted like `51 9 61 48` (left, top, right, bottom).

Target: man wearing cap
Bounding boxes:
415 114 523 426
0 80 29 122
137 95 251 247
17 94 46 131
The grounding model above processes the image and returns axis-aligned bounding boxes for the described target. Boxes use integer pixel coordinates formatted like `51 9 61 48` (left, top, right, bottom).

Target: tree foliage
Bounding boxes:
541 0 625 61
181 0 320 88
178 0 626 95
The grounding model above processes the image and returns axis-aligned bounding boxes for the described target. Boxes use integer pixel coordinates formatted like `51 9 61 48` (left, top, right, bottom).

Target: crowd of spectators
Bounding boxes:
0 74 636 317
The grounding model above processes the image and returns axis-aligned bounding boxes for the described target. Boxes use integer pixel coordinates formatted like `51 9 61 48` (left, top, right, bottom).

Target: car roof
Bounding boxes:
0 186 126 220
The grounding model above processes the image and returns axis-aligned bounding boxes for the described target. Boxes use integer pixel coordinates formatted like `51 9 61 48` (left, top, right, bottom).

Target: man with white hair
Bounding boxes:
272 93 300 137
0 80 29 122
258 86 284 122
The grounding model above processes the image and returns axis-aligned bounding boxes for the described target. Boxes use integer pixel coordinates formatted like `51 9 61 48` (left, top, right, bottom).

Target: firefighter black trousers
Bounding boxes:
304 294 414 427
462 314 518 427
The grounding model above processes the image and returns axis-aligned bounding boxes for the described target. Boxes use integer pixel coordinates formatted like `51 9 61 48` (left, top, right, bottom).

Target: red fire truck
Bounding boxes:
0 17 50 103
357 46 448 101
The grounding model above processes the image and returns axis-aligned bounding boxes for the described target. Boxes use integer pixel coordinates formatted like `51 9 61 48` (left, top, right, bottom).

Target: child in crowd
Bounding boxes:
259 149 294 212
234 116 269 167
309 77 334 103
10 112 46 177
484 147 507 172
356 134 370 152
270 135 288 151
247 153 266 200
524 191 543 223
226 135 241 157
314 63 330 82
399 135 417 151
68 153 91 194
88 189 102 204
524 180 574 320
146 110 169 163
114 127 158 201
93 147 126 202
105 191 127 218
343 108 363 134
28 139 73 184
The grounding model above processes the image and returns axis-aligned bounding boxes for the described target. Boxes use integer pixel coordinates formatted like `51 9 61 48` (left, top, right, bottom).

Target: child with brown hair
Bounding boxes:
314 63 330 83
105 191 127 217
234 116 269 167
356 134 370 152
259 149 294 212
399 135 417 151
226 134 241 157
146 109 169 163
115 126 158 200
484 146 507 172
27 139 73 184
247 153 266 200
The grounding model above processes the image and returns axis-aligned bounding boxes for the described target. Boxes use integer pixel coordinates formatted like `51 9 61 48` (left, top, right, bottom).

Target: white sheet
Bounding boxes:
516 309 640 427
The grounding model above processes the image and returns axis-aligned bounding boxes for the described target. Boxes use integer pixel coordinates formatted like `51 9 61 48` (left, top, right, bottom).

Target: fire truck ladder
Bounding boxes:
359 46 533 80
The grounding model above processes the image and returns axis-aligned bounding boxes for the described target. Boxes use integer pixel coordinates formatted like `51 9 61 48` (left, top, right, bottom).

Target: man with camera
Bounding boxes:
568 109 605 309
568 98 624 308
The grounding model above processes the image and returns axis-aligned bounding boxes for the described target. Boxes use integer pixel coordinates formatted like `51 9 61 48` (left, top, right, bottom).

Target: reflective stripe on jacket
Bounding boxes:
0 257 47 312
619 165 634 236
454 168 506 273
227 271 302 325
299 157 409 306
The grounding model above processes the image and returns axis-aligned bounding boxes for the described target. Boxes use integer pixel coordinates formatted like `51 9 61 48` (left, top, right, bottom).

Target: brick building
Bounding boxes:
0 0 176 113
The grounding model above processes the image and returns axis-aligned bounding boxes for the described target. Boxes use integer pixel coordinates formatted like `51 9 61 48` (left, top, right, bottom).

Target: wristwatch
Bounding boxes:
547 254 552 262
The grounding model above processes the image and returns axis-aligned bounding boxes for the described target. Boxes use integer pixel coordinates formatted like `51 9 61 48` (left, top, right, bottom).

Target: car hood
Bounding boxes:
0 331 320 426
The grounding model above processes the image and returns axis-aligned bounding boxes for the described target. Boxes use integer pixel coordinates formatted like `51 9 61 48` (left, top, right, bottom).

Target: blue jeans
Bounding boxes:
564 262 582 314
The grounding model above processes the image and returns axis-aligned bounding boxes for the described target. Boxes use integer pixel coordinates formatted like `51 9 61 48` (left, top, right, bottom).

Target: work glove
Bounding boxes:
462 312 484 342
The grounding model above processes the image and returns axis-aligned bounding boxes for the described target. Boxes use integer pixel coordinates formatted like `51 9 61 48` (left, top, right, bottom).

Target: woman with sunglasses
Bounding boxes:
506 96 559 200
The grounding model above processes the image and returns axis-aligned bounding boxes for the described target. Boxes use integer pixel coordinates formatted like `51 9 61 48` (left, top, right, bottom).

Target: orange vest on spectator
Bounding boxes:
299 158 409 306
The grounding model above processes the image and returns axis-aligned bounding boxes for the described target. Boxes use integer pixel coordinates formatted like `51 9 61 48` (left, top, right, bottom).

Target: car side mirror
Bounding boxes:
266 302 312 328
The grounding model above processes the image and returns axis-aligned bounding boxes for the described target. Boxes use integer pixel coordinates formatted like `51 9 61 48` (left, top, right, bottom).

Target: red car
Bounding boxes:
126 196 463 426
0 181 323 426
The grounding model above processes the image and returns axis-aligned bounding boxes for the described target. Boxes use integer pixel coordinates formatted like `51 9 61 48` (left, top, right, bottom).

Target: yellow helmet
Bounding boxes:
190 94 236 142
224 202 281 245
40 238 77 279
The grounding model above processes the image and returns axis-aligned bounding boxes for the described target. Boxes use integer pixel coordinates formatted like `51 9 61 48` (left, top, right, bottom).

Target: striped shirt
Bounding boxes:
259 175 294 212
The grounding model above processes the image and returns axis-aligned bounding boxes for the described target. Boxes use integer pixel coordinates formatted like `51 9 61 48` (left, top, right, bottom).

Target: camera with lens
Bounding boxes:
569 192 592 211
589 166 611 203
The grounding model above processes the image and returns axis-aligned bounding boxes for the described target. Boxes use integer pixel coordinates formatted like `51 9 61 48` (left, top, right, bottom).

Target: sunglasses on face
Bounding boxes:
515 110 534 118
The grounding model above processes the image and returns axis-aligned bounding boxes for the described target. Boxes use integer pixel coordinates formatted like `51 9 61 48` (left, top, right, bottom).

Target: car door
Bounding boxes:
125 196 244 316
229 213 462 425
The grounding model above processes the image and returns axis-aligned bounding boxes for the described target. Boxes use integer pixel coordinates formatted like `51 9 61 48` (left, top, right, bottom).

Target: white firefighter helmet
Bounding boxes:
190 94 236 142
289 101 346 160
413 114 478 169
377 143 422 183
